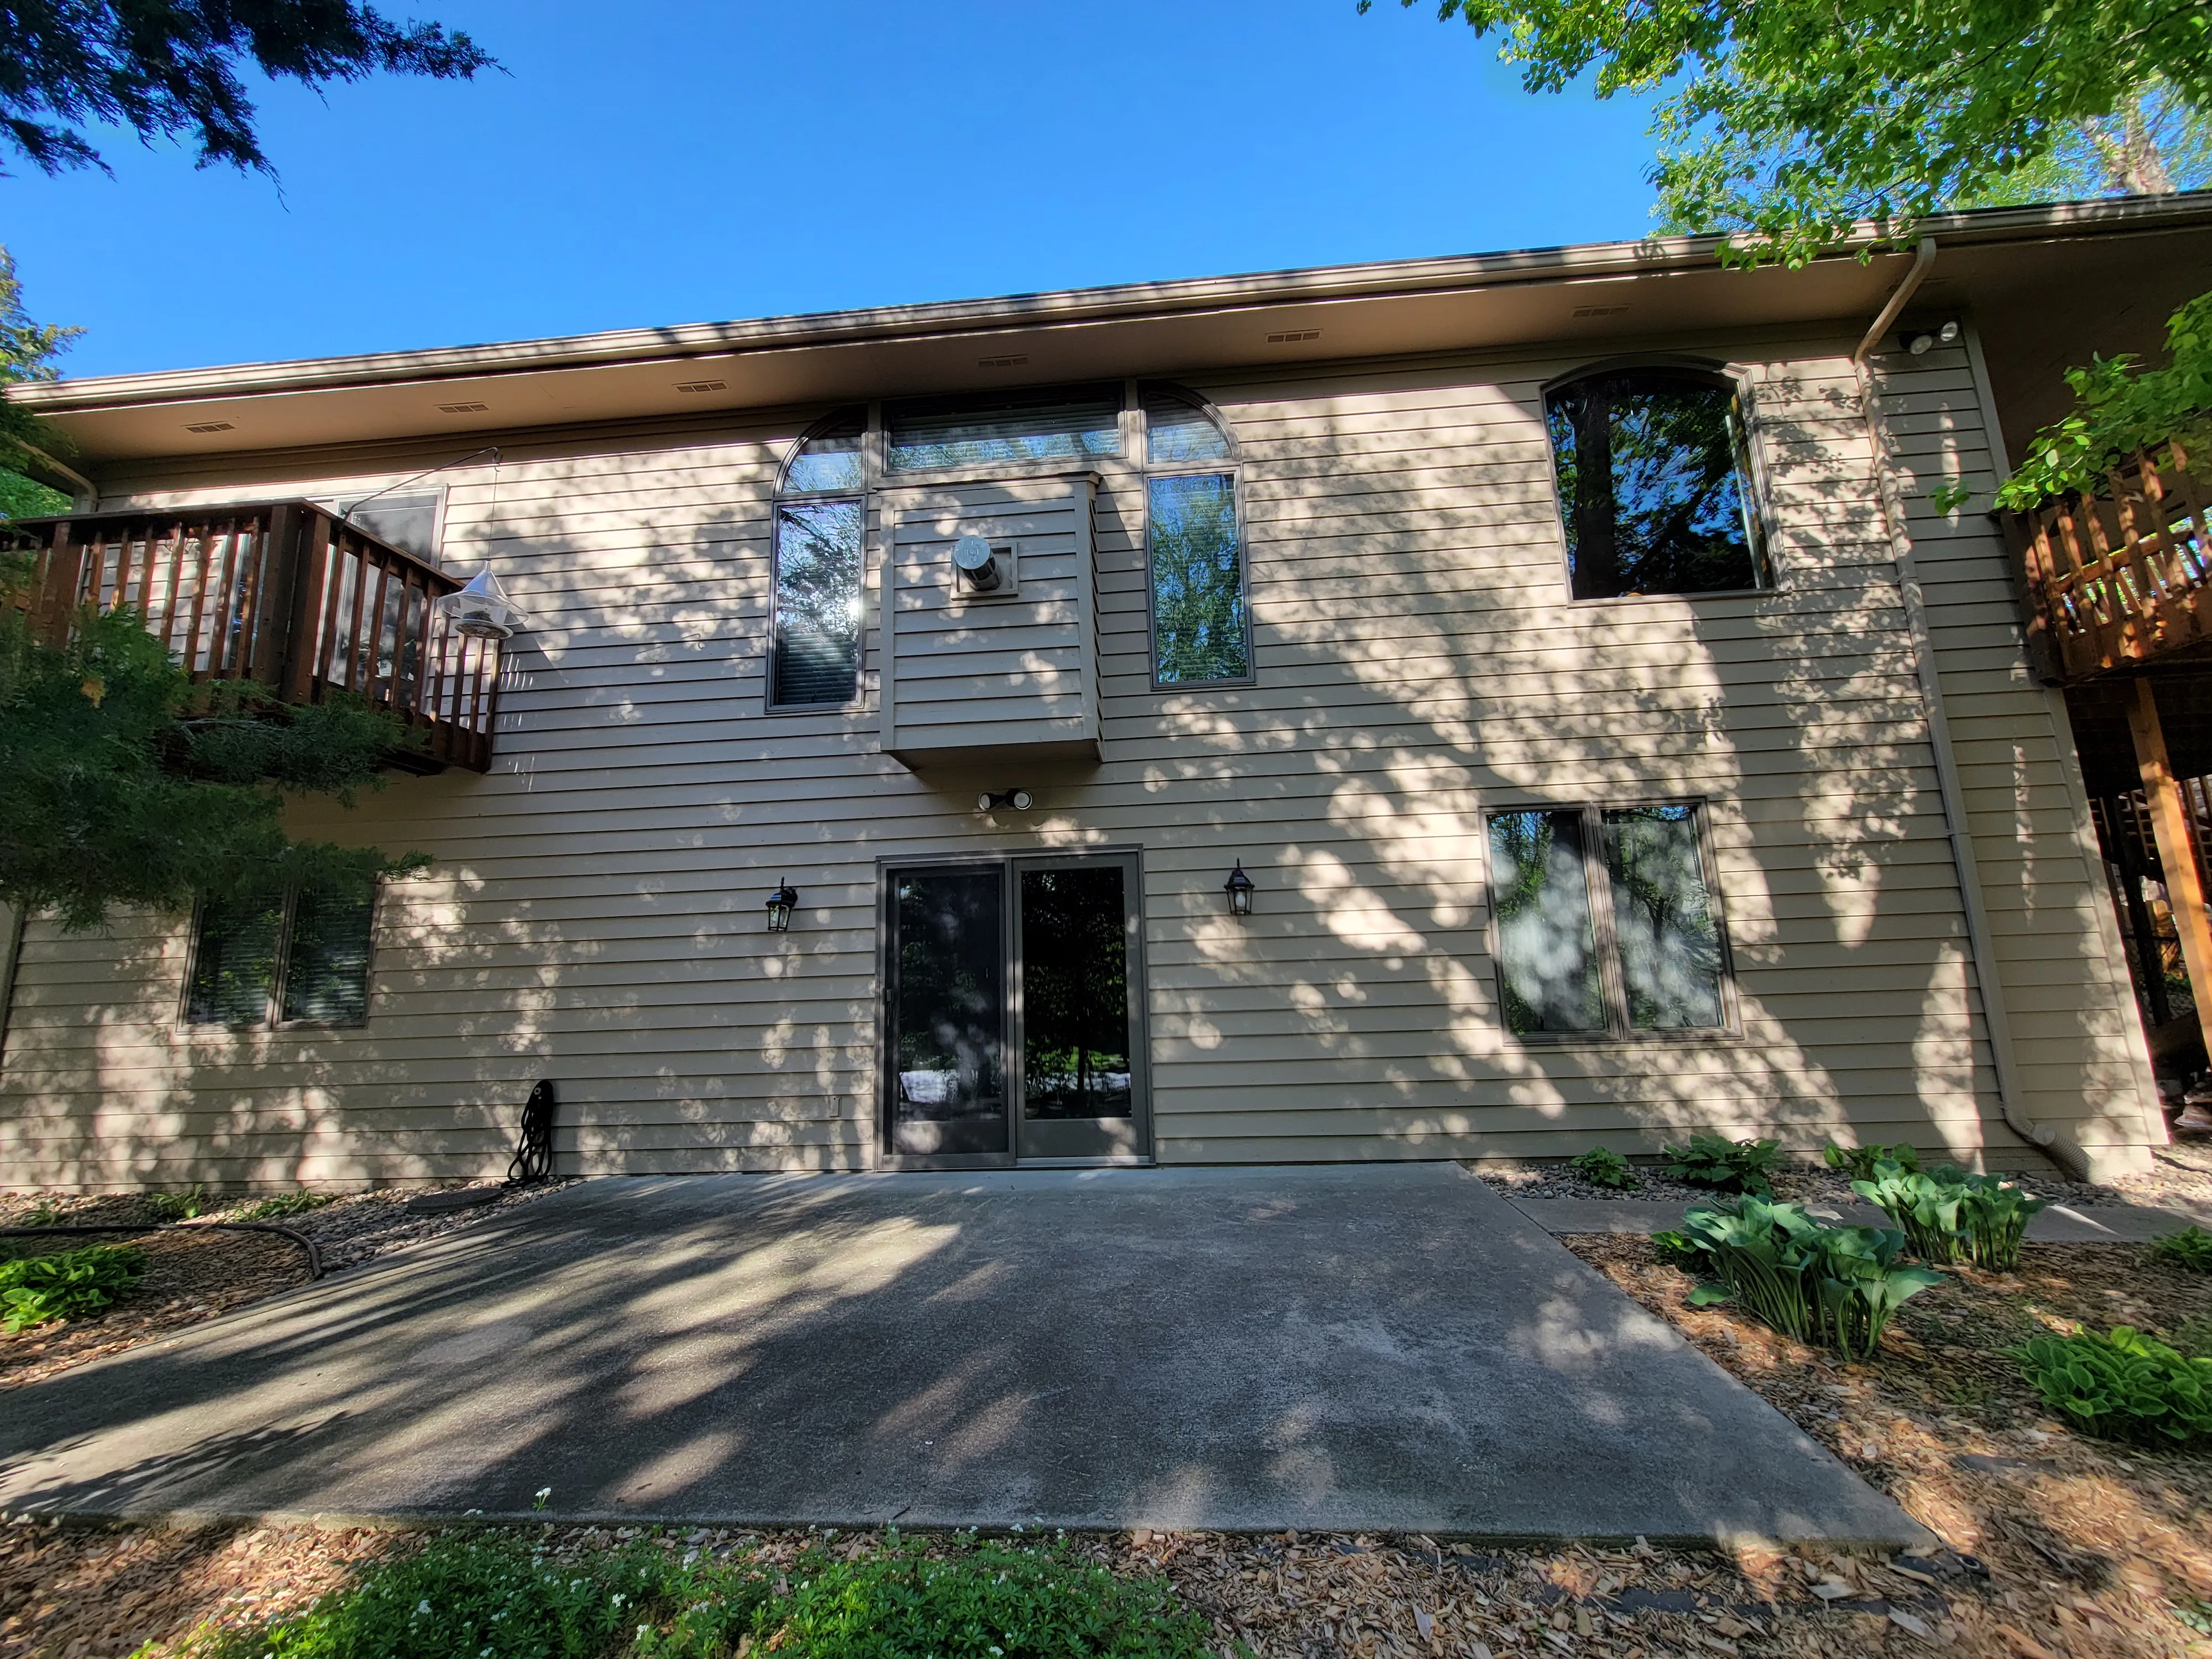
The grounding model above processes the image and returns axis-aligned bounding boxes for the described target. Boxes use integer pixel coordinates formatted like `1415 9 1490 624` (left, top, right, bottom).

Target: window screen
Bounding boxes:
1545 372 1767 600
186 890 286 1026
280 885 377 1024
885 387 1120 473
773 498 864 706
1148 473 1249 684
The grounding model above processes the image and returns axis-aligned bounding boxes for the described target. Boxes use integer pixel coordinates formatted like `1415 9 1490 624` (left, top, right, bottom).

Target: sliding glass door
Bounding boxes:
882 853 1148 1166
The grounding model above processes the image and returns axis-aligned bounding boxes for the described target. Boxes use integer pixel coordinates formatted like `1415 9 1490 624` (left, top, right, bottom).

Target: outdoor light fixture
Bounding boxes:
435 566 529 641
764 878 799 933
1906 320 1961 356
1224 860 1255 917
977 789 1034 813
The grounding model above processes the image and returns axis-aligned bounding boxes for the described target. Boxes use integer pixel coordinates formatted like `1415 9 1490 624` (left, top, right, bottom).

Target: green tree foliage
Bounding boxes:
0 578 429 930
0 242 80 514
1962 79 2212 206
0 0 495 176
1373 0 2212 264
1993 291 2212 508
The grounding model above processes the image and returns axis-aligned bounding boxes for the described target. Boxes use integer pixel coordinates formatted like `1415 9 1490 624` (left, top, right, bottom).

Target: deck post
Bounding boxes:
2127 677 2212 1058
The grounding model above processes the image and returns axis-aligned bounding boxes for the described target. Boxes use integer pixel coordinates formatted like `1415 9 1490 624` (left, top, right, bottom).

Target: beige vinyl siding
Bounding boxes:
880 476 1098 760
0 330 2159 1186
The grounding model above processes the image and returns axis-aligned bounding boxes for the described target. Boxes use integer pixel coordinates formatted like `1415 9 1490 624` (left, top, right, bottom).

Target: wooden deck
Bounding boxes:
2002 441 2212 684
12 500 501 771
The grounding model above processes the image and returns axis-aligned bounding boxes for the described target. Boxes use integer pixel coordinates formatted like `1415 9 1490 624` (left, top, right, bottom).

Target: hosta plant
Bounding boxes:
2013 1326 2212 1445
1849 1160 1966 1261
1662 1133 1780 1196
1822 1141 1920 1182
1952 1170 2044 1272
1678 1198 1940 1360
0 1244 146 1332
2152 1226 2212 1274
1570 1147 1637 1190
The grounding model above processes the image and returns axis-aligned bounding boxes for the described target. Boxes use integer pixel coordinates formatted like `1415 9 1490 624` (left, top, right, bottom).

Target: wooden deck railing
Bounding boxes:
11 500 500 771
2001 441 2212 684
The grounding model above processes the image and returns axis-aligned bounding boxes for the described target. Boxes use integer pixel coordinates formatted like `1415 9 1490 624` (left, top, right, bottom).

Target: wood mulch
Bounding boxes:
1563 1234 2212 1659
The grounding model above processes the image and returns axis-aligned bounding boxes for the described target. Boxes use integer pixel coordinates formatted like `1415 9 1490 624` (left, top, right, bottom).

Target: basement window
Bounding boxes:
1485 802 1731 1039
1543 369 1769 600
185 885 378 1028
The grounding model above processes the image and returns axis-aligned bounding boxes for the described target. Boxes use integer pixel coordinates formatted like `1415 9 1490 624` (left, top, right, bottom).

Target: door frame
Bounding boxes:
875 844 1152 1172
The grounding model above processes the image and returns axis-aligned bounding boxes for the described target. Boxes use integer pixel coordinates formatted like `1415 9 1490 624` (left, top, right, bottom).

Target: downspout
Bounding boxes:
1853 238 2089 1178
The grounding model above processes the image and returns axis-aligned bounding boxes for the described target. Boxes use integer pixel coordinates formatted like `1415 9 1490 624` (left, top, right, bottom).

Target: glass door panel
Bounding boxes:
1015 855 1146 1160
888 867 1007 1157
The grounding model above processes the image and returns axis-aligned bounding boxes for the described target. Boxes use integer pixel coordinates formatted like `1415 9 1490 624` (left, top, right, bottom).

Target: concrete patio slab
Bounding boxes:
0 1164 1926 1545
1505 1193 2211 1240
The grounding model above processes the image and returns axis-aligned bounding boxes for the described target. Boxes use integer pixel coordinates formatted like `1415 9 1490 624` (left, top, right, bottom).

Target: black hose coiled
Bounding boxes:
507 1078 557 1186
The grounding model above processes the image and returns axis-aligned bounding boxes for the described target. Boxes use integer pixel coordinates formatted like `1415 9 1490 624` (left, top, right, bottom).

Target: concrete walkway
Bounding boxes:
0 1164 1924 1545
1506 1193 2211 1239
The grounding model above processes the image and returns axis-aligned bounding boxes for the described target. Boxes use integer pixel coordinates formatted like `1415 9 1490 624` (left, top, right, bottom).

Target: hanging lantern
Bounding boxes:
1224 860 1255 917
765 878 799 933
435 567 529 641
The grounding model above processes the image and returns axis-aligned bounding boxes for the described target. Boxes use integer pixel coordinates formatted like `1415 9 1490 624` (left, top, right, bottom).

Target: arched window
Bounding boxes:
770 407 867 708
1141 384 1249 686
1543 367 1770 601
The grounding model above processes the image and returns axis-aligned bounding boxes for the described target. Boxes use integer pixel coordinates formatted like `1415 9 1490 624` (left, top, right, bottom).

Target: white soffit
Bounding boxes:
19 195 2212 463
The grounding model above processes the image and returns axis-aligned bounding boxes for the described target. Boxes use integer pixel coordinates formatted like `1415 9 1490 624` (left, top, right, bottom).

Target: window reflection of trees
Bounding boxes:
1149 473 1248 684
1020 867 1133 1120
892 872 1005 1139
1546 371 1768 600
1488 804 1729 1039
771 499 863 707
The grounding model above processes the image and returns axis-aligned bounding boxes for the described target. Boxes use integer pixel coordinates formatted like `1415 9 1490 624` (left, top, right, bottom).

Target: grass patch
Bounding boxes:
232 1192 335 1222
189 1531 1214 1659
1 1243 146 1332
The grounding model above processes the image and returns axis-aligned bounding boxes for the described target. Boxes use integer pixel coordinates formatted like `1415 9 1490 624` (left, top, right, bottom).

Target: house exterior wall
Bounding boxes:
0 323 2165 1187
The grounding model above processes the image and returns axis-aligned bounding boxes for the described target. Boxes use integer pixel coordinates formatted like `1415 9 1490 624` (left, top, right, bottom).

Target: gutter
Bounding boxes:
17 192 2212 415
1849 238 2090 1179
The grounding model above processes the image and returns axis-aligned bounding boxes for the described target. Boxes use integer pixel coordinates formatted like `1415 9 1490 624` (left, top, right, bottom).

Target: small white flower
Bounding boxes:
416 1600 432 1616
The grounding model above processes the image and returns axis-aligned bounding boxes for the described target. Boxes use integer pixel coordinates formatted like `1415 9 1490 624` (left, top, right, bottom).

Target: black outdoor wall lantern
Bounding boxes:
765 878 799 933
1224 860 1255 918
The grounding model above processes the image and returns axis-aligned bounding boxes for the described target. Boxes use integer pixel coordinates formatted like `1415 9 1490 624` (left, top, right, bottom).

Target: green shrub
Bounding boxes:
1822 1142 1920 1182
0 1244 146 1333
233 1191 334 1222
200 1531 1214 1659
1676 1196 1941 1361
2013 1326 2212 1445
1850 1160 2044 1270
146 1185 206 1223
1662 1133 1780 1195
2152 1225 2212 1274
1569 1147 1637 1190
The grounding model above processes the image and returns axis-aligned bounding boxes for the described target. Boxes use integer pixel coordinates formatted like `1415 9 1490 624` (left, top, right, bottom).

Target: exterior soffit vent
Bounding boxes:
977 354 1029 369
675 380 727 393
183 421 234 433
1572 305 1630 318
437 401 491 414
1266 329 1322 343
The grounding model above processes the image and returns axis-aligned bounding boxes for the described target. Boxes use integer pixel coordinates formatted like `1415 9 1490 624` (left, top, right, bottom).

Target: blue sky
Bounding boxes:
4 1 1660 379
